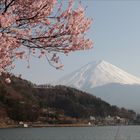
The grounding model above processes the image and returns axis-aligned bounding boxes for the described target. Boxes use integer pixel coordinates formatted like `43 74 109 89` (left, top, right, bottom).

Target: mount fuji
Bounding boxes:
56 60 140 112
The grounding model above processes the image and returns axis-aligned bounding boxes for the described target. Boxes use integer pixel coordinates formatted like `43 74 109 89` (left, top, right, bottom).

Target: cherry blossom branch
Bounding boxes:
0 0 93 79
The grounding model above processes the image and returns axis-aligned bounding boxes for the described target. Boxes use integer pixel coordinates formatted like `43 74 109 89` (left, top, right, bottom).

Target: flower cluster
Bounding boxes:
0 0 93 77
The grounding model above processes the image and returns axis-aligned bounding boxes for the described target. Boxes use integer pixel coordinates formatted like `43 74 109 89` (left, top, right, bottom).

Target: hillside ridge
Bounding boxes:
0 75 136 127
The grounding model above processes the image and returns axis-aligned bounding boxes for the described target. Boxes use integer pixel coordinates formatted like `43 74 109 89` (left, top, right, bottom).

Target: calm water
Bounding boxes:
0 125 140 140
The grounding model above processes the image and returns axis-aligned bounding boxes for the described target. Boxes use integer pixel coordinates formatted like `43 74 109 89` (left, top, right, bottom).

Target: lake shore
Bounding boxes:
0 123 133 129
0 123 101 128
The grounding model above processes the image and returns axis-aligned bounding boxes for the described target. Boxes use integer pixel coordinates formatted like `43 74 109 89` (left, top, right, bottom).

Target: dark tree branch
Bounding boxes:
3 0 15 14
16 2 50 22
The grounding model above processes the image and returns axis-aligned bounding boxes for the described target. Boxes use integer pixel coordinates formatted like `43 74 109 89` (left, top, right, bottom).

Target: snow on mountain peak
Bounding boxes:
56 60 140 89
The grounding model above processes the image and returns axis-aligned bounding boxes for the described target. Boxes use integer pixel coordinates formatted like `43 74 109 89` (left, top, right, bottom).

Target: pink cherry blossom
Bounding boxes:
0 0 93 76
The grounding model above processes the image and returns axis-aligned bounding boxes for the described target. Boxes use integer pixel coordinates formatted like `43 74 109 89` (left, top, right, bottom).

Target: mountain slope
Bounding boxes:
57 60 140 89
92 83 140 113
56 60 140 112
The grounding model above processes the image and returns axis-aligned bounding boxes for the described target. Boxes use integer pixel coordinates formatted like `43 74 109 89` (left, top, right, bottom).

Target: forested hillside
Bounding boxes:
0 76 136 126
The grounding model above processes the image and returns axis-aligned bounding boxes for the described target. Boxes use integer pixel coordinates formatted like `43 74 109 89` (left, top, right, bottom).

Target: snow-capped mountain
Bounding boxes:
57 60 140 89
56 60 140 112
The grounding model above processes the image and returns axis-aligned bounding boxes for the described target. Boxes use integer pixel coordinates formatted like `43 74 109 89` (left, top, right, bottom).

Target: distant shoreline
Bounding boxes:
0 123 135 129
0 124 94 129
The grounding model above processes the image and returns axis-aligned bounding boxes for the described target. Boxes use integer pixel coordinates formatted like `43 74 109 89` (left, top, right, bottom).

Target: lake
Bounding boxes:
0 125 140 140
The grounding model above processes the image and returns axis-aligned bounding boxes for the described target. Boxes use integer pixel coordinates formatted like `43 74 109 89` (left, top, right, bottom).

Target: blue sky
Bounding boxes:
13 0 140 84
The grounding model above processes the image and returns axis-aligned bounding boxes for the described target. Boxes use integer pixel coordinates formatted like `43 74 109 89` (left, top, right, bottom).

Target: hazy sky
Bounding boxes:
13 0 140 84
